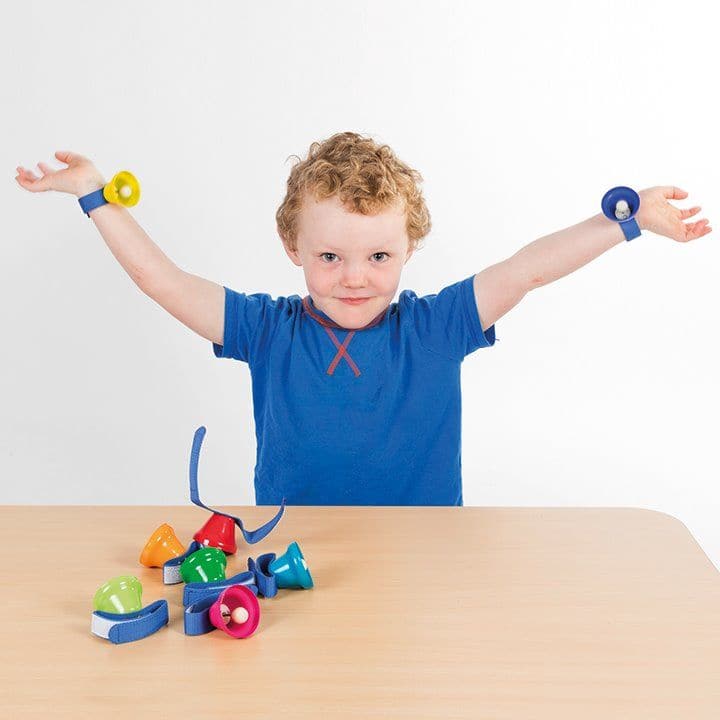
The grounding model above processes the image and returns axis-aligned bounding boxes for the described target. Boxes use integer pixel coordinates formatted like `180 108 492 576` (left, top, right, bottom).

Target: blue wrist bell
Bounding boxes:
601 186 641 241
78 170 141 217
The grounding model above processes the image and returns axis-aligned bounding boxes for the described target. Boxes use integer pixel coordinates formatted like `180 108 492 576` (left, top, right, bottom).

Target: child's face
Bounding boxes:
284 194 414 329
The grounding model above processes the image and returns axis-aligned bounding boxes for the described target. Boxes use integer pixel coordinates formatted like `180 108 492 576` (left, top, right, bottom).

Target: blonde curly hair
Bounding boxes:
276 131 431 253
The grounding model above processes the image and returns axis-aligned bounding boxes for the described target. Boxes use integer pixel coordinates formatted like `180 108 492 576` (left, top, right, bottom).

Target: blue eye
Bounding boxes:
372 252 389 262
320 253 338 262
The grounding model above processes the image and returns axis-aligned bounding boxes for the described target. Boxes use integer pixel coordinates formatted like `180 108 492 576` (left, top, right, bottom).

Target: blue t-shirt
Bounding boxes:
213 274 495 506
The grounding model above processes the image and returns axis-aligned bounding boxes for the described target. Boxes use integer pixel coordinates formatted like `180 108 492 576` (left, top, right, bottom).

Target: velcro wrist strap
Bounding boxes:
248 553 278 598
183 570 258 607
163 540 202 585
189 426 286 544
91 599 169 644
78 188 108 217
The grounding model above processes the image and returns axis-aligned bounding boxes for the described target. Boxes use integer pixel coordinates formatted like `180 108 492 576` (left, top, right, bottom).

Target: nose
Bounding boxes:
340 261 367 288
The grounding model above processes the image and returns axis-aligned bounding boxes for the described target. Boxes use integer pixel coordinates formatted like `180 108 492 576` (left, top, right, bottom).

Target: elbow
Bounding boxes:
527 273 545 291
128 262 149 291
133 260 181 298
129 263 164 300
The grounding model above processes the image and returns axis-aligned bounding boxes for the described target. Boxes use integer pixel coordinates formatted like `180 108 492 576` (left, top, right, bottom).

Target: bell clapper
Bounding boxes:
232 606 249 624
614 199 631 220
220 603 231 623
220 603 249 625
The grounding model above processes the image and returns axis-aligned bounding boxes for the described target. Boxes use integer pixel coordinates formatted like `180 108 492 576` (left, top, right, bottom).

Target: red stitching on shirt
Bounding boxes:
323 327 360 376
301 296 386 378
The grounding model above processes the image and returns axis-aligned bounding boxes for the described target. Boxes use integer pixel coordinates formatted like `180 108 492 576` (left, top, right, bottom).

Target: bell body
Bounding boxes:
208 585 260 638
269 542 314 589
94 575 143 614
601 186 640 222
139 523 186 567
193 513 237 554
180 547 227 584
103 170 140 207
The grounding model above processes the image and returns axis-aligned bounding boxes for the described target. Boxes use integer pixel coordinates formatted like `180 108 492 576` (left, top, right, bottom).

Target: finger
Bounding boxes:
55 150 83 166
37 161 56 176
684 219 710 241
662 186 689 200
18 166 39 181
678 205 701 220
691 225 712 240
16 166 51 191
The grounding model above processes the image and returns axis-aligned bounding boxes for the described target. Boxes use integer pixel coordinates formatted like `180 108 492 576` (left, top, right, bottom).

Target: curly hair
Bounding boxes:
276 131 431 253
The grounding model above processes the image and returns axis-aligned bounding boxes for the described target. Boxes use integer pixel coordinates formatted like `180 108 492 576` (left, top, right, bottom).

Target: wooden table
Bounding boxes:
1 506 719 718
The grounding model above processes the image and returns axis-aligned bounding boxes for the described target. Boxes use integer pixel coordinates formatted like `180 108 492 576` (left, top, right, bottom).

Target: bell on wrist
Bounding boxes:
77 170 141 216
601 186 642 241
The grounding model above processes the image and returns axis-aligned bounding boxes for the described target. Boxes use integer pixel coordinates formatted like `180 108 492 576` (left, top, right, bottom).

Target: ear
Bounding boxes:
283 244 303 267
279 227 303 266
283 242 303 267
404 247 414 264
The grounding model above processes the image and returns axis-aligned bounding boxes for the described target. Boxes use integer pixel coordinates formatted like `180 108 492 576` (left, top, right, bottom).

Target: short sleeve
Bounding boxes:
212 288 281 364
403 274 496 361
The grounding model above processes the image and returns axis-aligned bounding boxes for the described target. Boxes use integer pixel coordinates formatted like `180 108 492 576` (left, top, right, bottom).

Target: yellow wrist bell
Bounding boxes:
103 170 141 207
79 170 141 216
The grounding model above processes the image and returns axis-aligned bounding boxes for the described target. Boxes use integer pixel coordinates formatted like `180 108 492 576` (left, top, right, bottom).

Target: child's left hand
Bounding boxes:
637 186 712 242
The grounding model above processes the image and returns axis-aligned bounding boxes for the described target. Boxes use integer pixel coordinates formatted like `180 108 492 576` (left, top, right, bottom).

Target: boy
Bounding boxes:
15 132 711 506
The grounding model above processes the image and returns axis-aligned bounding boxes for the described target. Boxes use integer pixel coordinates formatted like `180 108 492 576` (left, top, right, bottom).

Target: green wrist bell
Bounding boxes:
180 546 227 584
93 575 143 613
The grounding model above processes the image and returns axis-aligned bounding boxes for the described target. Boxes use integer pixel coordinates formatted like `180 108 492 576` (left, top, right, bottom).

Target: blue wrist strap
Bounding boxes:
163 540 202 585
619 217 641 241
189 426 286 544
183 570 258 607
91 599 169 644
78 188 108 217
248 552 278 598
184 595 217 635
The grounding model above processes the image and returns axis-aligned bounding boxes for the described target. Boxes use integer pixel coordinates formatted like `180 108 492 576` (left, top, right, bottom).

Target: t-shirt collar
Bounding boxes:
302 296 388 331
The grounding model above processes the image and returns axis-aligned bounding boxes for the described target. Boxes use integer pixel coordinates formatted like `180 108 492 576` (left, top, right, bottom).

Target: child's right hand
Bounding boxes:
15 151 106 198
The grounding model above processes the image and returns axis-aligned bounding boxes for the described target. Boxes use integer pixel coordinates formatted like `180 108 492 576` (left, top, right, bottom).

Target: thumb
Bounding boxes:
55 150 86 166
661 186 689 200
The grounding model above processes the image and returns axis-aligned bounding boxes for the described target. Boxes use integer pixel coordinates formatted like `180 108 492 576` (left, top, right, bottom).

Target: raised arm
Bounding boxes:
16 152 225 345
78 190 225 345
473 186 711 331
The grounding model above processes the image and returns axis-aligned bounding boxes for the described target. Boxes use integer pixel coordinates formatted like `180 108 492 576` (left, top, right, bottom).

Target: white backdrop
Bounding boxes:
2 1 718 568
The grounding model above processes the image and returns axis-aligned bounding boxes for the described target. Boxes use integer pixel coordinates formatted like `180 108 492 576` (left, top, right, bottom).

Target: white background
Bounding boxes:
2 2 718 568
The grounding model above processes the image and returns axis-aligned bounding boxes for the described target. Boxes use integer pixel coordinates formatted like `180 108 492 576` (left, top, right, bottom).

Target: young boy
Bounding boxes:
15 132 711 506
